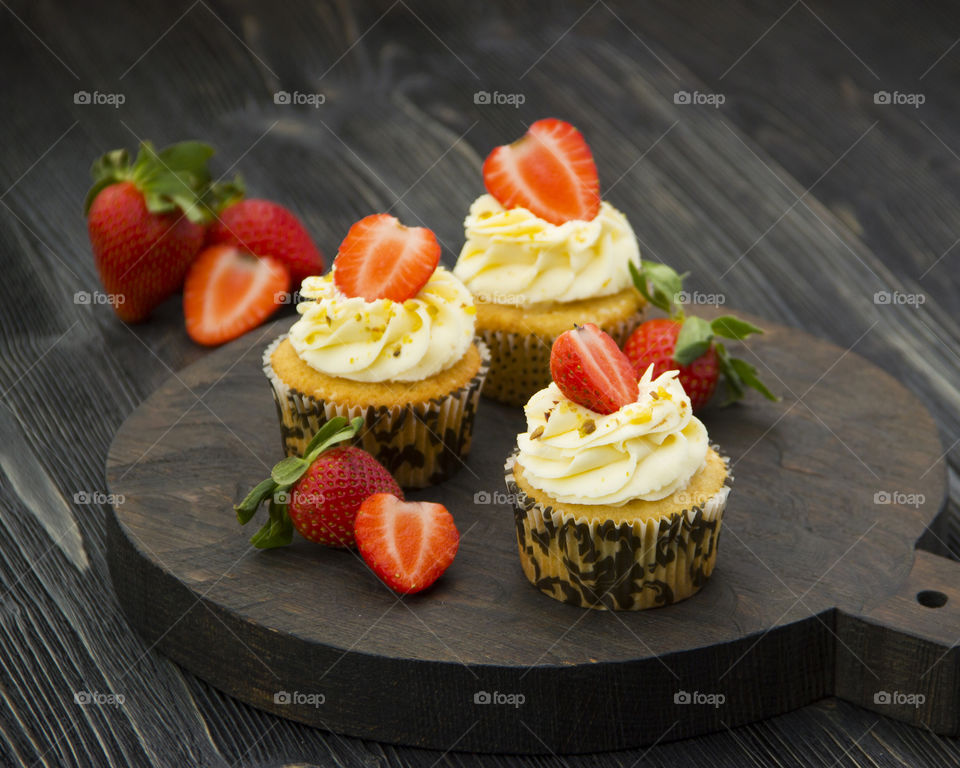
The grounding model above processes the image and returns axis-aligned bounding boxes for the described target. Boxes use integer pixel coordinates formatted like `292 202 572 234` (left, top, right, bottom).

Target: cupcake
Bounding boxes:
453 118 645 406
504 324 730 610
264 214 489 489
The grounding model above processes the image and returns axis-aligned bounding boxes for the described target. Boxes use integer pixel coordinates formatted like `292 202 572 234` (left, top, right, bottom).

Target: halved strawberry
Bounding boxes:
183 244 289 346
333 214 440 302
482 118 600 225
550 323 638 414
354 494 459 594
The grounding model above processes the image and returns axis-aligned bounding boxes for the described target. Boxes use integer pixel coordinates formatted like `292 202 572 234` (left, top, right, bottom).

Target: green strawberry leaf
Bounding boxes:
235 477 278 524
303 416 364 465
673 316 714 366
156 141 214 182
629 260 686 316
249 499 293 549
715 343 745 405
714 343 778 405
204 174 245 214
271 456 311 486
711 315 764 341
729 357 779 402
303 416 351 456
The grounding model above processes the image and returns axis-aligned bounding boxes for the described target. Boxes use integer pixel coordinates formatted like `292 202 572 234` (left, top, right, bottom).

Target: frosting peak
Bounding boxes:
288 267 475 383
516 366 709 506
453 194 640 306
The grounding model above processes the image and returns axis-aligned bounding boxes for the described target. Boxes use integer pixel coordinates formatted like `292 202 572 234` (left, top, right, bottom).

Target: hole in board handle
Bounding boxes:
916 590 948 608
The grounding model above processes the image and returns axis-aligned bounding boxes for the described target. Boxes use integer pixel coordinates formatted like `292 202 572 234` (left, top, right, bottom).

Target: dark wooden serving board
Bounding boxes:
105 311 957 754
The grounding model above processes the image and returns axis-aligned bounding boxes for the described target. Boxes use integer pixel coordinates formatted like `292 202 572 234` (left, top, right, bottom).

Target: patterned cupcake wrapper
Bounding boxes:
504 449 732 611
477 310 645 407
263 337 490 489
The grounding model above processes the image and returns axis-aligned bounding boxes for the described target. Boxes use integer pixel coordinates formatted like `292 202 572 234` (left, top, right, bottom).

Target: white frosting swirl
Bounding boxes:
516 367 709 506
453 194 640 306
288 267 476 383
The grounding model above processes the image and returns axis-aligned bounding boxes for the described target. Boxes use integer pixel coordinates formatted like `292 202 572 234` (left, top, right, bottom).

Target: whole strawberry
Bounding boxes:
624 318 719 411
626 261 777 411
85 141 214 322
208 197 324 285
235 417 401 549
288 445 401 547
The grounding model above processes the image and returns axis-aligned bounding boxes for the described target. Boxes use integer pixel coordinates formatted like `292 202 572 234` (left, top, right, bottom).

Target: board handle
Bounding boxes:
836 550 960 734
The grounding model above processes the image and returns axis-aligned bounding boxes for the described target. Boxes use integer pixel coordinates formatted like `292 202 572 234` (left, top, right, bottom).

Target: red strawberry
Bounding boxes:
236 416 402 550
332 214 440 302
627 260 778 411
85 141 214 322
288 446 402 548
354 494 459 594
482 118 600 225
624 319 719 411
208 198 324 285
550 323 638 414
183 244 289 346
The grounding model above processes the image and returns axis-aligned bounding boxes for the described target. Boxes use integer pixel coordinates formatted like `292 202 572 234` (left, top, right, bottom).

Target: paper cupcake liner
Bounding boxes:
263 337 490 489
504 449 732 611
477 310 644 407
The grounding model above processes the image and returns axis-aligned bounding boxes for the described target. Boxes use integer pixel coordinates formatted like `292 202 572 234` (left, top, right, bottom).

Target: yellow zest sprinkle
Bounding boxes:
464 305 476 315
656 386 672 401
630 408 653 424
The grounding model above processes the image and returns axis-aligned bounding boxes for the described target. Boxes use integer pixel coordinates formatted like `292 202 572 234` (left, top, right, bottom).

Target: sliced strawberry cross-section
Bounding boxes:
354 493 460 594
550 323 638 415
482 118 600 225
183 244 289 346
333 214 441 303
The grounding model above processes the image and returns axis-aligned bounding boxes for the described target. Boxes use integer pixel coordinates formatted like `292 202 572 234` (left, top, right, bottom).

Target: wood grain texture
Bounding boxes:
104 312 954 753
1 0 959 764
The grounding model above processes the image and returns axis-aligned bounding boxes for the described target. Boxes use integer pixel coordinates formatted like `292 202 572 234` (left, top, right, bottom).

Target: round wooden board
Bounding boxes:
106 312 960 753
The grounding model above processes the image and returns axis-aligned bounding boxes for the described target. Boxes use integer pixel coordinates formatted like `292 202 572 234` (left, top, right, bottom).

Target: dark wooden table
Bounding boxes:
2 1 959 765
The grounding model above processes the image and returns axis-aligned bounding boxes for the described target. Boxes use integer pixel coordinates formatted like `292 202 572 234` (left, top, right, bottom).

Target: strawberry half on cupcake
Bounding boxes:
454 119 646 406
264 214 490 489
504 323 731 611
